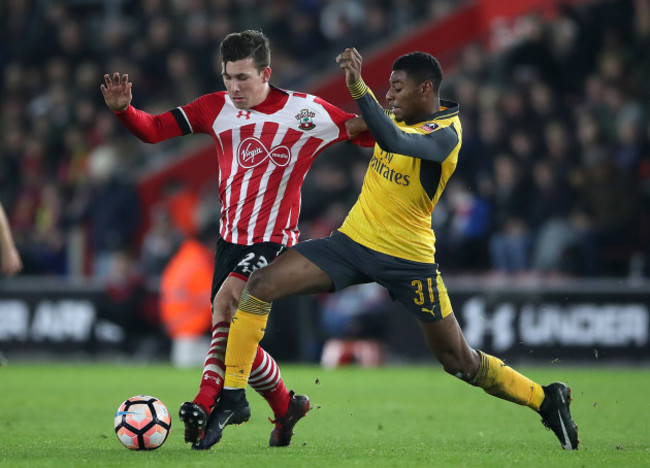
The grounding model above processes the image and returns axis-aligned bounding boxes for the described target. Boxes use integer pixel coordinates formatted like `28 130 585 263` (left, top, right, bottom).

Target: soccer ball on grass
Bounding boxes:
114 395 171 450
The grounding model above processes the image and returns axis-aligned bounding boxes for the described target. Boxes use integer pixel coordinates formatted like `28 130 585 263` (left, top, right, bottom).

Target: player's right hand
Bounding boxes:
100 72 132 112
336 48 362 86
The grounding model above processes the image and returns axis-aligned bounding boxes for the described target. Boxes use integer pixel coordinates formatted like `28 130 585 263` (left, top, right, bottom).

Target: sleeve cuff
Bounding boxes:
348 79 369 100
113 105 132 114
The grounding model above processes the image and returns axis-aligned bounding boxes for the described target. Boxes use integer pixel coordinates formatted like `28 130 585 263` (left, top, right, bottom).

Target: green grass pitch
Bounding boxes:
1 362 648 467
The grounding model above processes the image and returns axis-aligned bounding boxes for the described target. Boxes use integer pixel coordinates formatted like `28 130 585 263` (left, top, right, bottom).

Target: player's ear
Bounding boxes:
422 80 434 96
261 66 271 83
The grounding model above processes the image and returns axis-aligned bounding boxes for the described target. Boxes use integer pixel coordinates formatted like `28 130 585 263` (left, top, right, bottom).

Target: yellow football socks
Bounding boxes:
223 288 270 390
470 350 545 411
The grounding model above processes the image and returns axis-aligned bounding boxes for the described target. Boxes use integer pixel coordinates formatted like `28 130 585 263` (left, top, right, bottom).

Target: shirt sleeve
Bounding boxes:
314 96 356 140
314 96 376 147
347 80 459 163
179 93 226 135
114 105 185 143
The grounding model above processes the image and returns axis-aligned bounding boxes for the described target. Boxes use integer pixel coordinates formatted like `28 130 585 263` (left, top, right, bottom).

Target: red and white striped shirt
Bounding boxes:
116 87 364 246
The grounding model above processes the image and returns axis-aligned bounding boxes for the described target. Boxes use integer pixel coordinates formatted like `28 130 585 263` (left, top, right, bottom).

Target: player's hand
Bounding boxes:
101 72 133 112
345 116 369 140
336 48 362 86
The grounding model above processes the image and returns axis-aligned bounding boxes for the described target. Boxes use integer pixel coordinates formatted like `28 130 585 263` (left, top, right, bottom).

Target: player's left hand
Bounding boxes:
336 48 362 86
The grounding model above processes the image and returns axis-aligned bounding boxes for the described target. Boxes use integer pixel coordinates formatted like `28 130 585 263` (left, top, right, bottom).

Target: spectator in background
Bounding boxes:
304 202 350 241
319 0 366 49
547 3 590 96
503 13 561 89
572 153 640 275
543 119 578 177
439 177 491 272
0 201 23 276
528 160 576 276
166 49 204 106
613 114 644 172
457 42 491 83
161 178 199 238
23 181 67 275
476 108 508 169
0 125 22 213
160 220 217 368
140 203 184 277
193 180 222 239
508 127 539 173
488 154 533 276
529 81 564 126
500 89 529 131
300 164 354 223
66 144 141 278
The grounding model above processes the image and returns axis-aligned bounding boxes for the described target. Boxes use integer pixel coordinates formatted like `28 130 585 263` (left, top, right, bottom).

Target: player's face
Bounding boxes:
222 58 271 109
386 70 428 123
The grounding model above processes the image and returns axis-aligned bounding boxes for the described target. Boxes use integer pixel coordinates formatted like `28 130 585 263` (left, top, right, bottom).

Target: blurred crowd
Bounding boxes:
437 0 650 280
0 0 461 278
1 0 649 283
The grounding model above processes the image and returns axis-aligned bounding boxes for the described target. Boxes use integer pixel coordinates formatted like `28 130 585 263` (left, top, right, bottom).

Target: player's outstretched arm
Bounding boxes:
101 72 185 144
336 48 455 163
101 72 133 112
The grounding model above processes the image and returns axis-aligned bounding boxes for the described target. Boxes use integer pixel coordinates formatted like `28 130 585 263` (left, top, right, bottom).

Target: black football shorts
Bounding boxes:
211 237 286 303
292 231 452 322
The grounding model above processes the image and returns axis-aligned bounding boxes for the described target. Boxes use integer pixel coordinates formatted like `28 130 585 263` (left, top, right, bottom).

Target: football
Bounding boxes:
114 395 171 450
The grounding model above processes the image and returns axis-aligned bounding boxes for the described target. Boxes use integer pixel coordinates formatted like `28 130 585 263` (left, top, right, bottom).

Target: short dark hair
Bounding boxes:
392 52 443 94
220 30 271 72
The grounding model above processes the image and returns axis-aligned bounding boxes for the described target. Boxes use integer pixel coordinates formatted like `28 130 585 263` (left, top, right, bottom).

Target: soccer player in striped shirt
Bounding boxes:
216 47 579 450
101 30 370 449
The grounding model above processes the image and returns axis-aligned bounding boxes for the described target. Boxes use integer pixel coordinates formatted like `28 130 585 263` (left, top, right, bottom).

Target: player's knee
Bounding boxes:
438 351 477 382
246 269 275 302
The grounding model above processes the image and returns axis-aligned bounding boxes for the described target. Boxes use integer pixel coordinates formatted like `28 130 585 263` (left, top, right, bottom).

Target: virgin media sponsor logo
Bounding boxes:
237 137 291 168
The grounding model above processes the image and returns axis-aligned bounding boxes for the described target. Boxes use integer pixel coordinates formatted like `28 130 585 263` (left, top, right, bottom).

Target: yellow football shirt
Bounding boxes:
339 92 461 263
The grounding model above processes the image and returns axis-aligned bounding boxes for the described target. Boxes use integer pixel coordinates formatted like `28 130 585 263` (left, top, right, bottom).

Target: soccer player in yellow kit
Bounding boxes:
200 48 579 450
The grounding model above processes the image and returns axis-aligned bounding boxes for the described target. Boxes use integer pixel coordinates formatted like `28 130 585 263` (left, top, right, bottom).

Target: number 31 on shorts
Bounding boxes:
411 277 436 305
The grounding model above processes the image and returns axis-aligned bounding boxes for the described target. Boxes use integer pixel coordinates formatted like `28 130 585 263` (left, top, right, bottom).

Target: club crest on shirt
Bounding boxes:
296 108 316 130
420 122 439 133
